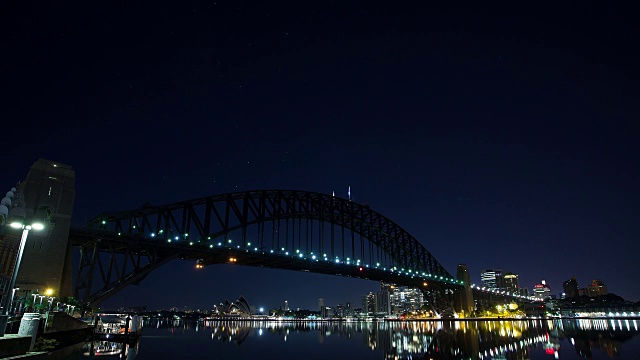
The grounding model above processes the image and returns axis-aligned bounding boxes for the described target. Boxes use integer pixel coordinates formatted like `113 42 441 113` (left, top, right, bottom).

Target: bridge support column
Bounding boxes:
15 159 75 297
454 286 474 317
454 264 475 317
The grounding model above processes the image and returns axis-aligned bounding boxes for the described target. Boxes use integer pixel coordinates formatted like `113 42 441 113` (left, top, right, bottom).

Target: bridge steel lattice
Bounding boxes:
71 190 463 307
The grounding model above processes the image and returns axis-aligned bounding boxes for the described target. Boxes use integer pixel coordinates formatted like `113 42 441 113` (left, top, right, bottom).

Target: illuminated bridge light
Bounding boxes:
335 259 340 263
207 236 211 240
189 242 193 245
296 249 300 253
285 252 289 255
270 250 274 253
218 242 222 246
118 232 121 236
159 230 164 234
151 233 155 237
101 220 106 225
254 247 258 251
228 239 232 243
299 254 303 258
312 255 316 260
281 248 285 251
209 245 213 248
175 236 179 240
167 239 171 243
247 242 251 246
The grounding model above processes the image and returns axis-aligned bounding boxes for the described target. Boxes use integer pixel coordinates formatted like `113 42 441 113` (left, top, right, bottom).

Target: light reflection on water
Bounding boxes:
77 318 640 359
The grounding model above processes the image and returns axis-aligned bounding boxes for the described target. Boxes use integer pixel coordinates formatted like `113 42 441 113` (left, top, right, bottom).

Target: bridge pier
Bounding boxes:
14 159 75 297
453 264 474 317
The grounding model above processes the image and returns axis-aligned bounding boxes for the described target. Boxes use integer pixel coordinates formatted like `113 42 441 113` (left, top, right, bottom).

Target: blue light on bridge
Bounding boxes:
151 233 155 237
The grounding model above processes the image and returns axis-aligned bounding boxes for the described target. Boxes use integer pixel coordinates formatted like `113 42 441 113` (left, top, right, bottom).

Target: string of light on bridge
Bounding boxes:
104 224 541 302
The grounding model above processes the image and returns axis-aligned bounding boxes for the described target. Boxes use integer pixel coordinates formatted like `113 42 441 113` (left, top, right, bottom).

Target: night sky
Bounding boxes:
3 2 638 311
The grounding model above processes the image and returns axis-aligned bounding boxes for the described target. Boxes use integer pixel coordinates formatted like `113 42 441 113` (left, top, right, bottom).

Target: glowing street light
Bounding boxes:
0 192 50 337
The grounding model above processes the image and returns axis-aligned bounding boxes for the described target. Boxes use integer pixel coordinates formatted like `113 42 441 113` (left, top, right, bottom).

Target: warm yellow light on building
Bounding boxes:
44 288 54 296
508 303 518 310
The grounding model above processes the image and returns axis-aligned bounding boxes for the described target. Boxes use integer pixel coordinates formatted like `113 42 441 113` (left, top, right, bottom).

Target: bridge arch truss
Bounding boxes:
72 190 456 306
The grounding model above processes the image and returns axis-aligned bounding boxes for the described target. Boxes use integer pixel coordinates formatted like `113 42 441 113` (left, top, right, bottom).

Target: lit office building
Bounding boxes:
390 286 423 314
481 269 504 289
503 273 519 292
362 292 377 315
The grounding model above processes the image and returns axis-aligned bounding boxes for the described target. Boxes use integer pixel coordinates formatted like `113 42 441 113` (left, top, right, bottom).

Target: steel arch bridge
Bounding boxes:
70 190 464 307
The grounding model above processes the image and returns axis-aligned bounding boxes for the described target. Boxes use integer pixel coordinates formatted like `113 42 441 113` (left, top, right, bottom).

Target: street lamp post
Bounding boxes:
0 202 46 336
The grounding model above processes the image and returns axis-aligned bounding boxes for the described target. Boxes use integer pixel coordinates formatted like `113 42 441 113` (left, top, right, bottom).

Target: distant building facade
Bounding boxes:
533 280 551 300
563 276 579 298
586 279 608 297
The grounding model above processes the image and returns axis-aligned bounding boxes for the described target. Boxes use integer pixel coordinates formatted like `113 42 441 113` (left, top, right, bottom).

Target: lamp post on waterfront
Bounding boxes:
0 192 48 336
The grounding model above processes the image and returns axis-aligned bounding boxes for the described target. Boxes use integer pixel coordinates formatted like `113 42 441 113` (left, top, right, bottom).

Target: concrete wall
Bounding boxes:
45 312 88 333
0 335 32 358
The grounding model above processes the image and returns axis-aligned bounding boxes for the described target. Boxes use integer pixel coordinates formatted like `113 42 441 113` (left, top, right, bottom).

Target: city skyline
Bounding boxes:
3 2 638 310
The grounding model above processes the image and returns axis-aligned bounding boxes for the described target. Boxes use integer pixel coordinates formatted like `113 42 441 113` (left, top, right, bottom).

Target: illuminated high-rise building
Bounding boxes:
390 286 423 314
363 292 377 315
503 273 519 292
480 269 503 289
376 282 393 316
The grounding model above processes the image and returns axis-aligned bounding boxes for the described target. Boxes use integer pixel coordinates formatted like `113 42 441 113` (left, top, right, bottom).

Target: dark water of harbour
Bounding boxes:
72 318 640 359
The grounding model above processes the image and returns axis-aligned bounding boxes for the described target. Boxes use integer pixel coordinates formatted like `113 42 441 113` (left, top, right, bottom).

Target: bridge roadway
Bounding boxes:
69 227 534 308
